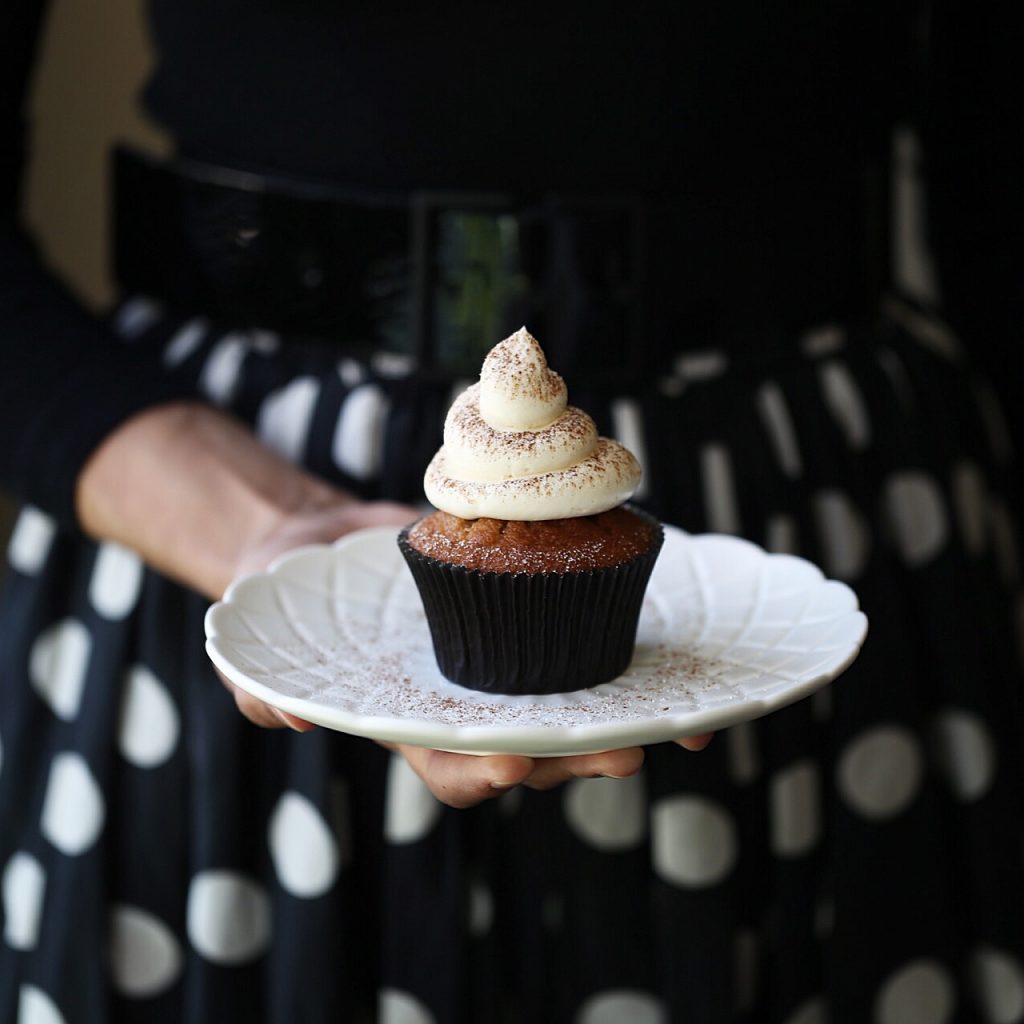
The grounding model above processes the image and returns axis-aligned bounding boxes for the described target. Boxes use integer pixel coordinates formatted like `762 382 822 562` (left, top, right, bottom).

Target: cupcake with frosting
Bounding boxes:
399 327 663 694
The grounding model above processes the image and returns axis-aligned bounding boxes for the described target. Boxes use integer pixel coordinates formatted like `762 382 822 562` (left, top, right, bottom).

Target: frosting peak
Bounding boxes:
479 327 567 429
424 328 641 520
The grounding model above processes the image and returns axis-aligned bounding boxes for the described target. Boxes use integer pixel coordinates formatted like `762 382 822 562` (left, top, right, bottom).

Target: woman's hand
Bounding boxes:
76 400 403 602
391 733 713 810
76 399 417 727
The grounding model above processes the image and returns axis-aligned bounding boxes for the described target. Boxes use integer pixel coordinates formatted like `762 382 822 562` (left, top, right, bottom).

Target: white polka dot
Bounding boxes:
885 472 950 568
256 376 321 462
199 333 250 405
757 382 803 479
820 360 871 450
611 398 649 500
249 329 278 354
379 987 435 1024
801 324 845 357
108 904 182 997
838 725 923 821
771 760 821 857
3 852 45 950
651 796 737 888
783 997 827 1024
186 871 271 965
990 500 1020 587
41 752 105 855
971 947 1024 1024
113 297 162 339
29 619 91 721
675 349 728 381
371 351 415 379
337 358 366 388
118 664 179 768
332 384 391 481
17 985 66 1024
813 490 871 581
268 791 340 898
89 542 144 619
875 959 955 1024
734 929 758 1012
564 775 647 851
951 462 988 556
890 129 942 305
727 721 760 784
8 506 56 574
930 710 996 803
701 444 741 535
162 317 208 367
576 989 668 1024
383 755 442 844
468 880 493 936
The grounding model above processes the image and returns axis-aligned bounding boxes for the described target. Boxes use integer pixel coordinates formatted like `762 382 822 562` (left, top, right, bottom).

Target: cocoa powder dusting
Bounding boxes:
334 645 728 729
449 390 594 459
481 330 565 405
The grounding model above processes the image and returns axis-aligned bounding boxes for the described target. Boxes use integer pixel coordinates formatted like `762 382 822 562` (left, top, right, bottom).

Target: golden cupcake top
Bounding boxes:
406 507 658 573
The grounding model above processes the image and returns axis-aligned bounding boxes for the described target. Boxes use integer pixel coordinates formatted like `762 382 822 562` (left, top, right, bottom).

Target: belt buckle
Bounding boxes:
409 191 522 375
409 190 650 378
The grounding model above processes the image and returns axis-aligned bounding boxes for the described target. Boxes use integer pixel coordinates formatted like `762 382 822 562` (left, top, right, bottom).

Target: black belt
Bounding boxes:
112 146 653 379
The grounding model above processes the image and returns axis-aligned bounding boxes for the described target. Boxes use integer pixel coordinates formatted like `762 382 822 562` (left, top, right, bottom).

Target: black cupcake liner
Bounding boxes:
397 507 664 695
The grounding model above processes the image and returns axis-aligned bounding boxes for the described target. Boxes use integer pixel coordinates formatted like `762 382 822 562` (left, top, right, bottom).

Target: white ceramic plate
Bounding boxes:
205 526 867 757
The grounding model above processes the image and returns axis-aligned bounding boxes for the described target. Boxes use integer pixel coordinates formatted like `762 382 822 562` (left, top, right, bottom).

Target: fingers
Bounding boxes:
218 671 316 732
398 745 534 810
521 747 646 791
396 744 646 809
674 732 714 751
273 708 317 732
398 738 725 810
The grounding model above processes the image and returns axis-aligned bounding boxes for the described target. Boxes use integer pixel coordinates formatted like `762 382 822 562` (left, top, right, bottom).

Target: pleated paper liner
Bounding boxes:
398 507 664 695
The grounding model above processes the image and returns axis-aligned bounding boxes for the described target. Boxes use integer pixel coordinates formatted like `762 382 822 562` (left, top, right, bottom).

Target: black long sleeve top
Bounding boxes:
1 1 1020 528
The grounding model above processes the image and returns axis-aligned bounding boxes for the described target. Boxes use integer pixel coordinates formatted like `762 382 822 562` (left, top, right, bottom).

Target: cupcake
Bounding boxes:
399 327 663 695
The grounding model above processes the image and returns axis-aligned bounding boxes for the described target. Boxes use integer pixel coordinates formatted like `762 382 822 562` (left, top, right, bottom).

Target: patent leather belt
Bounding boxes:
112 146 652 379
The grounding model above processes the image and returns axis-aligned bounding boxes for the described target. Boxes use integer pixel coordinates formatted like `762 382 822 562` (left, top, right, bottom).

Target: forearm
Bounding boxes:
75 400 348 599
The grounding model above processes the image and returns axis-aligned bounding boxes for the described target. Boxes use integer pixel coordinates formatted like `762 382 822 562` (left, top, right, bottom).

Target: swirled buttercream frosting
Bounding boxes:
424 328 641 520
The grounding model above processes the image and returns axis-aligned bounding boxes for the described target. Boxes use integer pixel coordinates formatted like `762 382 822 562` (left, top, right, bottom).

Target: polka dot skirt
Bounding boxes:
1 295 1023 1023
